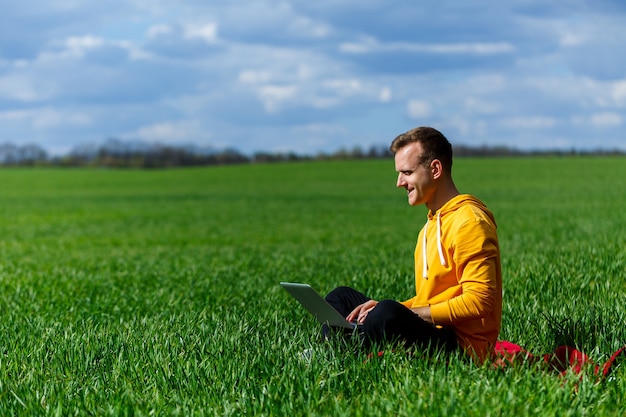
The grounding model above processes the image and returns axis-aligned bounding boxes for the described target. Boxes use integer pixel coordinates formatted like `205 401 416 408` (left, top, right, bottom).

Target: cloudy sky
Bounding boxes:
1 1 625 156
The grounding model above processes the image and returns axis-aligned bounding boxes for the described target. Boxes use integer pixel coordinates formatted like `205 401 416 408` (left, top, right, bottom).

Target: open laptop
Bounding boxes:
280 282 357 329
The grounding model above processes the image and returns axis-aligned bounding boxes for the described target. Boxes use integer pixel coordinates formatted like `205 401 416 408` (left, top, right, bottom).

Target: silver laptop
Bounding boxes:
280 282 357 329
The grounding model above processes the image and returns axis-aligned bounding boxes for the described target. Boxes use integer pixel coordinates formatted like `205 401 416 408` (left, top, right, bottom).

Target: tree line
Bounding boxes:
0 139 624 168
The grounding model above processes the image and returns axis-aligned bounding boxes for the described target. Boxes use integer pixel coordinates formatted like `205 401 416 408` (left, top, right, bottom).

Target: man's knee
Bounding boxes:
325 286 352 297
369 299 406 320
364 300 410 333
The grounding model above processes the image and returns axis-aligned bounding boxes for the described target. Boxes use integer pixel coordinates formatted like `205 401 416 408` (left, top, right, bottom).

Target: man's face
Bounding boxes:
394 142 435 207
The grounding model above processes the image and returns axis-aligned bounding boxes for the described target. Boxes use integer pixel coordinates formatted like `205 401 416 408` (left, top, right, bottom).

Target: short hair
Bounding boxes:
389 126 453 174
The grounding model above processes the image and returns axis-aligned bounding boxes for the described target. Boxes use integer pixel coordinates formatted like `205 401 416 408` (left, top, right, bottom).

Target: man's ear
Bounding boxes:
430 159 444 179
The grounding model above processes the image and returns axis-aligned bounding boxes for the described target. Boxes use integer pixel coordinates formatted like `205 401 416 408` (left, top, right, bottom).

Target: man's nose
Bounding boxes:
396 173 405 188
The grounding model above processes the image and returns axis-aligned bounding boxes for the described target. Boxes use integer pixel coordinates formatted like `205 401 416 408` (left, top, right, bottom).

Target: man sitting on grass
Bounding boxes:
325 126 502 362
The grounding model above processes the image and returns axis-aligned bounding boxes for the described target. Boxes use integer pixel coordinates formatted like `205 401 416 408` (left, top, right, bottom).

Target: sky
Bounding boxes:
1 0 625 156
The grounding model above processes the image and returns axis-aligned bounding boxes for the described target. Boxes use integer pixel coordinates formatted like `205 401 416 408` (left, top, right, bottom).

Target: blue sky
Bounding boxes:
1 1 625 155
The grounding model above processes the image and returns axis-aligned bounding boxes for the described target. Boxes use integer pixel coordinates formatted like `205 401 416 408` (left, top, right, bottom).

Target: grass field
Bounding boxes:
0 157 625 415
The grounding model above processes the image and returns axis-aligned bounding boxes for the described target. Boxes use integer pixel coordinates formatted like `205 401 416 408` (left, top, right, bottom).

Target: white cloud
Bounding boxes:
500 116 557 129
591 112 622 128
147 24 173 38
257 85 298 113
33 109 91 129
339 37 516 55
407 100 432 118
339 39 374 54
463 97 500 115
238 65 314 85
36 35 105 61
183 23 219 43
321 78 362 97
379 87 392 103
0 107 91 129
65 35 105 52
1 0 625 153
238 69 273 84
123 120 210 143
0 74 55 102
611 80 626 107
559 31 585 47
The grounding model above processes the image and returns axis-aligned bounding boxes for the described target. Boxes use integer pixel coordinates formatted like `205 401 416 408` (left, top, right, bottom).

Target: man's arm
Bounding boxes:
430 218 500 325
410 306 433 324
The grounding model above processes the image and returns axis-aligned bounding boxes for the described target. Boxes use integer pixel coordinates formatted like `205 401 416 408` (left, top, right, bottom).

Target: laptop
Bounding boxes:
280 282 357 329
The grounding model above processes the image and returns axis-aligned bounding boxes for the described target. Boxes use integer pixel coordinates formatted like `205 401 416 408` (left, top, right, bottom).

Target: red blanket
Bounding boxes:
493 341 625 380
368 341 624 381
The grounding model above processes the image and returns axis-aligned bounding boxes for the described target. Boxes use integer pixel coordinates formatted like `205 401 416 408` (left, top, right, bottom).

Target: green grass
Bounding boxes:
0 157 625 415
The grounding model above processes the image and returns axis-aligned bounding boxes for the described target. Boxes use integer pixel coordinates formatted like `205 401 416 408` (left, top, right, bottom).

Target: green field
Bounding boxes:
0 157 625 415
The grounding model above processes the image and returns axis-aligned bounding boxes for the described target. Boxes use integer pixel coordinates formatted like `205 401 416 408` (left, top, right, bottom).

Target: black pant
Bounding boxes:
324 286 458 353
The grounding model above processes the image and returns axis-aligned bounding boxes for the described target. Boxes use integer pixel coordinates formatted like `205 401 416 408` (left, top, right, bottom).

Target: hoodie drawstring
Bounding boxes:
422 212 447 279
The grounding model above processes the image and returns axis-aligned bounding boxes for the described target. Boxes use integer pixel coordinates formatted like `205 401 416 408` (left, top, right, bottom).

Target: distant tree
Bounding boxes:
2 138 625 168
351 146 364 159
19 144 48 165
367 145 391 158
253 152 282 163
0 143 19 164
0 143 48 165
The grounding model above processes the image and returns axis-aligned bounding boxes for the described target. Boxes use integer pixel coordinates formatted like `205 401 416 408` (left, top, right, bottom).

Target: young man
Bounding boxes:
325 126 502 362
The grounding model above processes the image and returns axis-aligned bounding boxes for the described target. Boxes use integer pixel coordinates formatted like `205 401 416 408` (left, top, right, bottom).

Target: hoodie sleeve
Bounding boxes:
429 216 500 325
400 296 417 308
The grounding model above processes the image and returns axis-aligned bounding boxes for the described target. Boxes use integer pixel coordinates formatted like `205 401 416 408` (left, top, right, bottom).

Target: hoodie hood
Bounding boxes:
422 194 496 278
429 194 495 223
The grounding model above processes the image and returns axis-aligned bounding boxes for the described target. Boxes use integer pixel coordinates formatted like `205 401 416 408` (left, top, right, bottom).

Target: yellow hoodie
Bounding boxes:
400 194 502 362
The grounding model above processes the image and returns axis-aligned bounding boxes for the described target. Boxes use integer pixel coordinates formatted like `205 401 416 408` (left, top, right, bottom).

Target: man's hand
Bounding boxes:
346 300 379 324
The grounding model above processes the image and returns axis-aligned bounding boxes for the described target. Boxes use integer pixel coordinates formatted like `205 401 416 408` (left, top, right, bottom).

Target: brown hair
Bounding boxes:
389 126 453 174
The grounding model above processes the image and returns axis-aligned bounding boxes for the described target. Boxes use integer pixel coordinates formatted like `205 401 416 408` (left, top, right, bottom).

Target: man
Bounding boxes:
325 126 502 362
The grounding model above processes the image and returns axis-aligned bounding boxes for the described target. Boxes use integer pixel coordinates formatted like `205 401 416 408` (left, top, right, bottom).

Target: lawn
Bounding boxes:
0 157 624 415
